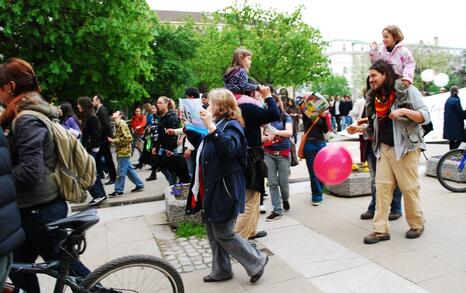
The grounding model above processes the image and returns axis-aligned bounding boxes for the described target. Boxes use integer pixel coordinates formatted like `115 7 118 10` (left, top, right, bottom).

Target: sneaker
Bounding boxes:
108 191 124 197
89 196 107 206
389 213 402 221
311 200 322 206
265 212 283 222
363 232 390 244
360 211 374 220
250 256 268 283
259 205 266 214
283 200 290 211
146 174 157 181
406 226 424 239
131 186 144 192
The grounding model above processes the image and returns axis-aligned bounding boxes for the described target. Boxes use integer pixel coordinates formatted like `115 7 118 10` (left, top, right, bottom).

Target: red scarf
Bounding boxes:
375 91 396 119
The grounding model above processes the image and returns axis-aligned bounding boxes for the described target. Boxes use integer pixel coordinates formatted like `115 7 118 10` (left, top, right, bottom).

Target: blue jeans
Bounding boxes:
10 199 91 293
115 156 144 193
340 116 352 130
366 147 403 214
0 253 12 289
264 153 290 214
89 151 106 199
304 140 327 202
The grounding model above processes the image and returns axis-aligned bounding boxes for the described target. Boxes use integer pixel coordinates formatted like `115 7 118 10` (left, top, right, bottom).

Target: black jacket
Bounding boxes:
443 95 466 141
81 115 102 153
0 127 25 256
96 105 113 140
156 110 179 151
340 100 353 116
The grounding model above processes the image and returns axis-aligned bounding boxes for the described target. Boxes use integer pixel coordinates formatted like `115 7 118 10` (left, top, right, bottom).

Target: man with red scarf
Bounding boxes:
348 60 430 244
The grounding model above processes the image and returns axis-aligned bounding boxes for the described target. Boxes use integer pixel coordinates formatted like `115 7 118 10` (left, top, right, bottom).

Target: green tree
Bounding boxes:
190 3 329 90
0 0 155 104
312 74 350 97
143 21 198 100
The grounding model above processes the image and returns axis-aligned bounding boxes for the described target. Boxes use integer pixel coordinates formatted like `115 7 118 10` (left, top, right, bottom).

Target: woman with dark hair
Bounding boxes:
130 106 146 161
77 96 107 205
285 98 301 144
0 58 91 292
59 101 81 138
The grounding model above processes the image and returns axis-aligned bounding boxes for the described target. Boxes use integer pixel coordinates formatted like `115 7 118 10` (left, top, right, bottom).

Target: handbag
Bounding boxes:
298 117 321 159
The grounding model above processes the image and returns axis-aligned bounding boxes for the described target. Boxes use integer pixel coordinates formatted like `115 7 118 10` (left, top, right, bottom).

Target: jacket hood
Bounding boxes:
223 67 241 83
17 92 59 119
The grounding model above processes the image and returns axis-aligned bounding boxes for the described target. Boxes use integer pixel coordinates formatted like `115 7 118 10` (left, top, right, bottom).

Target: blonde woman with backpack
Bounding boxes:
0 58 91 292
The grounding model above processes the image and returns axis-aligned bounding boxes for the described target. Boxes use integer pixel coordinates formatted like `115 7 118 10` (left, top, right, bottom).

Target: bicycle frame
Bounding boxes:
459 152 466 172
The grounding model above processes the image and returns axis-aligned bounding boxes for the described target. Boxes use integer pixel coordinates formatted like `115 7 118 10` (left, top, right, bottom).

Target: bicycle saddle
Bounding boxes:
47 208 100 234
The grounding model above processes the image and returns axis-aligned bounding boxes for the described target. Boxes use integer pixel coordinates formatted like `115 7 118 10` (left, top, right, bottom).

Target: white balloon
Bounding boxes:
421 69 435 82
433 73 449 87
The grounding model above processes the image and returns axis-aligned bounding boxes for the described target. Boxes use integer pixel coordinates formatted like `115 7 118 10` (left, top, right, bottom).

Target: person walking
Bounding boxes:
107 111 144 196
59 101 81 138
0 58 91 292
186 88 268 284
349 60 430 244
77 96 107 205
264 95 293 221
443 86 466 150
92 95 116 185
285 98 301 144
130 107 146 162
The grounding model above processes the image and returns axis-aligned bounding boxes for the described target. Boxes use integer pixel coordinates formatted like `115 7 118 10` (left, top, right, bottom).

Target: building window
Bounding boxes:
343 67 347 74
342 44 346 51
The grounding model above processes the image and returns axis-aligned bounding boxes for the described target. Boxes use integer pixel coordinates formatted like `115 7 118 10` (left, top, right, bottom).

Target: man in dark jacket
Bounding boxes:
0 126 24 287
234 85 280 240
93 95 116 184
443 86 466 150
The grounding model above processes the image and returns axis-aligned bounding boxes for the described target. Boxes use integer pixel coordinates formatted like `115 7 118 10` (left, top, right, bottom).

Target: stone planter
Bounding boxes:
426 155 466 182
165 185 202 228
326 172 372 197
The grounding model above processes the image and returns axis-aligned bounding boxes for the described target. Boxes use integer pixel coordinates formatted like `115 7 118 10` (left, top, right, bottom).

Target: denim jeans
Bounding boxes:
159 148 178 186
304 140 327 202
0 253 12 289
115 156 144 193
186 153 196 180
10 199 91 293
88 151 107 199
264 153 290 215
340 116 353 130
366 146 402 214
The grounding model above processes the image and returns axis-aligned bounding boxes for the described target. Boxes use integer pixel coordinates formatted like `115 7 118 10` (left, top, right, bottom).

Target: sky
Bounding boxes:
147 0 466 48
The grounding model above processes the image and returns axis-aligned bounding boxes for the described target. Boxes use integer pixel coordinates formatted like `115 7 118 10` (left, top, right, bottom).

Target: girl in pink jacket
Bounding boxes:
369 25 415 88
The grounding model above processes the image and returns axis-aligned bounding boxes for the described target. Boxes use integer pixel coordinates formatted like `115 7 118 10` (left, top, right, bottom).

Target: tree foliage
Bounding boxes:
312 74 351 97
190 3 329 90
0 0 155 104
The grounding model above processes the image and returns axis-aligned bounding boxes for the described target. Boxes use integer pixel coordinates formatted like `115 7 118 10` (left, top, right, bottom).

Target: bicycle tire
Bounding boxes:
436 148 466 193
81 255 184 293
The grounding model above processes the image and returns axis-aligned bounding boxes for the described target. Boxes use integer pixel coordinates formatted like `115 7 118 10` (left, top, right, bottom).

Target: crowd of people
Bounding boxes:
1 23 464 291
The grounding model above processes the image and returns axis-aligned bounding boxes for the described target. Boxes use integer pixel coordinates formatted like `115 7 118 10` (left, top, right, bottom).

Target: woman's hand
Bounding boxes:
347 125 364 134
166 128 175 136
200 109 216 133
370 41 378 51
107 137 114 143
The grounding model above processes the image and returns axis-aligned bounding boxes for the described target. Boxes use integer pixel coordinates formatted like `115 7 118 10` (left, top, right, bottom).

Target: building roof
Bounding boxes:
154 10 207 23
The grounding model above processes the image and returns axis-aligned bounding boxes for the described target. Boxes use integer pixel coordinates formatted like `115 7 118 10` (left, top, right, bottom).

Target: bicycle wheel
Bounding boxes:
81 255 184 293
436 148 466 193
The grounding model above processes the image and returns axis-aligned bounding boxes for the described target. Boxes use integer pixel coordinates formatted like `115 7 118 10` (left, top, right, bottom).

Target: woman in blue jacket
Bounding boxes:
186 88 268 284
443 86 466 150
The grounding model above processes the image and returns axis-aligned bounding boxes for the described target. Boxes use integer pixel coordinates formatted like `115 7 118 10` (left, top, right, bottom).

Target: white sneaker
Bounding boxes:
259 205 266 214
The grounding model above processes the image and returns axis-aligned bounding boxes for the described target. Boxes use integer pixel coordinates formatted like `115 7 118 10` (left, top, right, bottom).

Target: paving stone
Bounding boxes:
193 259 203 265
203 257 211 263
189 236 197 240
191 255 202 261
202 253 211 258
182 265 194 272
166 255 176 261
195 264 208 270
178 237 187 241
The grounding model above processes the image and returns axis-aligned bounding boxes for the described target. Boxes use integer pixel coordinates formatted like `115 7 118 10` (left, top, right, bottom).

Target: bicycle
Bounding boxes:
5 209 184 293
436 147 466 193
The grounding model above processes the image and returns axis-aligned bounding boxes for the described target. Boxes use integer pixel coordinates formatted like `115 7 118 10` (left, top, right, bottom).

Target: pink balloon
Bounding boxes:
313 145 352 185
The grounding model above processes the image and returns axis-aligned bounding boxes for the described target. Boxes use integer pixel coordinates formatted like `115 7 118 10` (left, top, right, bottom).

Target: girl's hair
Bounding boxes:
208 89 244 126
77 96 95 117
0 58 40 97
60 101 80 127
383 25 404 43
158 96 175 111
368 60 400 97
225 47 252 75
272 94 285 113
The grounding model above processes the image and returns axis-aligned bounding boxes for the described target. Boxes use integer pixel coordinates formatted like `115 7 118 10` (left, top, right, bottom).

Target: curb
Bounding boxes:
71 194 165 212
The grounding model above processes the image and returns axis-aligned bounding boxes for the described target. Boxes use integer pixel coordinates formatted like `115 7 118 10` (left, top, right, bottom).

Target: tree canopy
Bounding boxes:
312 74 351 97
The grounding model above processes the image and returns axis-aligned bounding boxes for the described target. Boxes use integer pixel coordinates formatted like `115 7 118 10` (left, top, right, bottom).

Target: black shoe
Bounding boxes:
108 191 124 197
250 256 268 283
389 213 402 221
131 186 144 192
283 200 290 211
360 211 374 220
248 231 267 240
133 163 143 169
89 196 107 206
146 174 157 181
105 179 115 185
406 226 424 239
265 212 283 222
363 232 390 244
203 275 233 283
